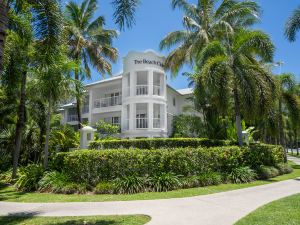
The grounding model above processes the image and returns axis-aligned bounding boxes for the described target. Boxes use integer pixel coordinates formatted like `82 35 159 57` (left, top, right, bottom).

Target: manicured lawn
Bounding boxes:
0 215 150 225
1 162 299 203
235 193 300 225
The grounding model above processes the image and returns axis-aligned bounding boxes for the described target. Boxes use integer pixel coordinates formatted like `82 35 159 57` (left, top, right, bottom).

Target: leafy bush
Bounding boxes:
227 167 257 183
172 114 205 138
198 171 222 186
244 144 285 168
275 163 293 175
180 176 199 188
0 169 15 184
256 166 280 179
15 164 44 191
53 144 284 186
114 175 146 194
39 171 87 194
94 181 115 194
89 138 233 150
148 172 181 192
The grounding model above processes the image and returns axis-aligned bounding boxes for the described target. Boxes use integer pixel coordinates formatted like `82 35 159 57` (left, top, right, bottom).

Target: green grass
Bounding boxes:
235 193 300 225
0 215 150 225
289 153 300 158
1 162 299 203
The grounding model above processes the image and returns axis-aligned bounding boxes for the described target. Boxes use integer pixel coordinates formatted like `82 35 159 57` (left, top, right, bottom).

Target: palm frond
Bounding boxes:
234 30 274 62
285 5 300 42
112 0 140 30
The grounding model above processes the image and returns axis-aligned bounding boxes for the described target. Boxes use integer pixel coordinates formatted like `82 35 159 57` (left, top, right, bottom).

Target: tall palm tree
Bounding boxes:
196 29 276 146
276 74 300 159
160 0 261 74
65 0 118 129
4 6 33 179
285 5 300 42
0 0 9 75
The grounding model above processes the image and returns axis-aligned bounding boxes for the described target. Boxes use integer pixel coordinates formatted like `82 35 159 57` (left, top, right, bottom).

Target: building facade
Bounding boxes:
60 50 195 138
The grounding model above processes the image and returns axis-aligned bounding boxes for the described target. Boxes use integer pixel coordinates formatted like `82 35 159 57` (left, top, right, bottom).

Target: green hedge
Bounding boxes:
53 144 284 186
89 138 234 150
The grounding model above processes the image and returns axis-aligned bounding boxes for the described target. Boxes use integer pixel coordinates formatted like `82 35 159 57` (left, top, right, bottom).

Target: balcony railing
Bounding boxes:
153 118 161 128
153 85 161 96
136 85 148 95
94 96 122 109
67 115 78 122
136 118 148 129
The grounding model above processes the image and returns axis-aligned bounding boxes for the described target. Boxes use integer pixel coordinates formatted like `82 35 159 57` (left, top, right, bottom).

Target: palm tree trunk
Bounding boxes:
74 69 82 130
278 98 287 162
12 71 27 179
233 88 243 146
0 0 8 75
278 99 285 145
43 98 51 169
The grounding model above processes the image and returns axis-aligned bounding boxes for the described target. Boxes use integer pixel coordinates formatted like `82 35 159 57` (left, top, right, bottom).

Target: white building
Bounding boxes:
60 50 195 138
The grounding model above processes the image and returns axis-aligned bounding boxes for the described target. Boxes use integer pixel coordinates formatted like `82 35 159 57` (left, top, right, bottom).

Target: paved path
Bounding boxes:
1 156 300 225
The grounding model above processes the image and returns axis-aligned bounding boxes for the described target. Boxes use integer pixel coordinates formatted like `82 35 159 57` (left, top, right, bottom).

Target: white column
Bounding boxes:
88 89 93 125
163 73 167 98
121 105 126 132
149 70 154 96
164 104 167 132
130 71 136 97
122 74 126 98
148 102 153 129
129 103 136 130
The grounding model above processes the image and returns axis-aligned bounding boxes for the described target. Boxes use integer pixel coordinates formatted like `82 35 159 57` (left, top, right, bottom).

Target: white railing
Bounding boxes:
94 96 122 109
136 85 148 95
67 115 78 122
153 118 161 128
153 85 161 96
136 118 148 129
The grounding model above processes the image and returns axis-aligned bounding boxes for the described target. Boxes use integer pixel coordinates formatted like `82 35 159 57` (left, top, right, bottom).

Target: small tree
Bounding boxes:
95 120 119 139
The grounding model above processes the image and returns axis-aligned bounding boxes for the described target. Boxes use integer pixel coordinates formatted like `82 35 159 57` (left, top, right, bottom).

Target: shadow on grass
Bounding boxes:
0 212 39 225
0 182 26 201
0 212 128 225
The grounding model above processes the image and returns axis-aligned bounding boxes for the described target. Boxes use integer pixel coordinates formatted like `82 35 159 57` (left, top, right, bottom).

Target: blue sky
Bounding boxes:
72 0 300 89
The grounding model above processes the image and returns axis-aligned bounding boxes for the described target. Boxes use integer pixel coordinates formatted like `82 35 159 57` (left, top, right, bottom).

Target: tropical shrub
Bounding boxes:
94 181 115 194
227 167 257 184
0 169 15 184
172 114 205 138
275 163 293 175
198 171 222 186
89 138 233 150
53 144 284 186
15 164 44 191
180 176 199 188
50 125 79 152
38 171 86 194
114 175 146 194
256 166 280 179
148 172 181 192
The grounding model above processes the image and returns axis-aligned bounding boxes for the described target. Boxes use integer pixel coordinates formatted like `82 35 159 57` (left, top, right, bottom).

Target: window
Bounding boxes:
112 117 120 126
173 97 176 106
87 133 91 141
104 117 120 126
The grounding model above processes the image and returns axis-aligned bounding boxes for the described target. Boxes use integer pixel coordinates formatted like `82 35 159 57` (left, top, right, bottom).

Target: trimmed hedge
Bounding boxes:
89 138 234 150
53 144 284 186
